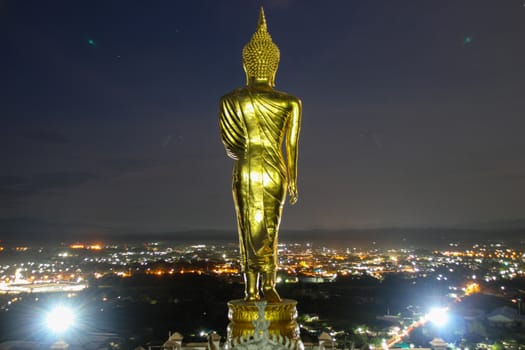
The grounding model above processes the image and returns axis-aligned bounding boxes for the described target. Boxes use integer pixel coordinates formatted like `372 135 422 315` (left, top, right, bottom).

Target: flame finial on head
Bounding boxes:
242 7 280 86
257 7 268 31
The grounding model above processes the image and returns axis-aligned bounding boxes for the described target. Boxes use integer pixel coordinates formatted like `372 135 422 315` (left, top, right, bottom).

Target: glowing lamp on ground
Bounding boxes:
46 306 75 333
428 307 448 327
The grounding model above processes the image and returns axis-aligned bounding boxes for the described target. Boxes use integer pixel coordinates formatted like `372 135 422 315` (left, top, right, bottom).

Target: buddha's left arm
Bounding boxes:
286 98 302 204
219 96 245 160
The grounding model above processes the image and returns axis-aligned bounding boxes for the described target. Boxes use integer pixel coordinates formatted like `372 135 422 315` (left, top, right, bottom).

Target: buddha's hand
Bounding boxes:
289 183 298 205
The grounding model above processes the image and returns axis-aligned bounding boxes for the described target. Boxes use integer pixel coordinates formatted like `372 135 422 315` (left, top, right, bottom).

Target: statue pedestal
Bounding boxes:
227 299 300 343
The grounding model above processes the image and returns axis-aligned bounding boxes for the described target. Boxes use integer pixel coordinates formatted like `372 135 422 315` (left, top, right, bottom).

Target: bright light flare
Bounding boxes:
465 282 480 296
428 307 448 327
46 306 75 333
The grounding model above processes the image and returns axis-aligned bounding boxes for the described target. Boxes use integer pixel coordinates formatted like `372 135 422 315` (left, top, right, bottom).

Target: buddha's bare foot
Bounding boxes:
244 293 261 302
262 286 281 303
244 271 260 302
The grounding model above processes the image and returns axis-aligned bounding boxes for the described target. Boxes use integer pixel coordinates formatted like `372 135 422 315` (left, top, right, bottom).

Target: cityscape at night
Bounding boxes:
1 235 525 348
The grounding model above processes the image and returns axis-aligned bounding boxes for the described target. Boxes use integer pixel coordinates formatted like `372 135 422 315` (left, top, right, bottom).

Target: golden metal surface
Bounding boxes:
227 299 300 342
219 7 302 302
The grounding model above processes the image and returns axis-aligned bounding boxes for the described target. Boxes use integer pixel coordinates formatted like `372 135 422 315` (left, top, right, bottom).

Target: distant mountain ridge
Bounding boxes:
1 219 524 248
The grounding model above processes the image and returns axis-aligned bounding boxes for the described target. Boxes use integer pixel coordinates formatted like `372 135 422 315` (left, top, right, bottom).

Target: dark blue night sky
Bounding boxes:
1 0 525 239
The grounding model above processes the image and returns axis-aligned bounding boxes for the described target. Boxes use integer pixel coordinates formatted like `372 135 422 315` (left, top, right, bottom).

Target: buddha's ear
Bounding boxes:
243 64 250 86
269 70 277 87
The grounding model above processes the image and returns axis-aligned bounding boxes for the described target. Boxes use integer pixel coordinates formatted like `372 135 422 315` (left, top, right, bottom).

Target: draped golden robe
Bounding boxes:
220 87 297 273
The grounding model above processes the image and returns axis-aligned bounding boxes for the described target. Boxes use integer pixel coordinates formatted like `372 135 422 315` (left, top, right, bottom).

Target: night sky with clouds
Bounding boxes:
1 0 525 240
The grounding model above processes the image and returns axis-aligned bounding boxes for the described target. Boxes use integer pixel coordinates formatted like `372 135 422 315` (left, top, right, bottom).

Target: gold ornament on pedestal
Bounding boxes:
219 7 302 344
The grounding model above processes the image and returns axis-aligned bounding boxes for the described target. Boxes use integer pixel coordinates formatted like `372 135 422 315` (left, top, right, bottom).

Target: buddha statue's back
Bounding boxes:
219 8 301 303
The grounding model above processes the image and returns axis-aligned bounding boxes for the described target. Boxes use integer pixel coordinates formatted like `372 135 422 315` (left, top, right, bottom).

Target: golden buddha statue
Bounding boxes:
219 7 302 303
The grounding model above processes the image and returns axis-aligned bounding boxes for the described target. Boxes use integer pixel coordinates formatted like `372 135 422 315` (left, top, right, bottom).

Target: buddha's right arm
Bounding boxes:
286 98 302 204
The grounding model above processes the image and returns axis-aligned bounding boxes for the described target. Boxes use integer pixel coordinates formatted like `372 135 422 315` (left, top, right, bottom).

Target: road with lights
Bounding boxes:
385 283 480 348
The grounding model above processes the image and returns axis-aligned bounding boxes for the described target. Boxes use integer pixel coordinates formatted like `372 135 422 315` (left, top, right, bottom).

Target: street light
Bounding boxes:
46 306 75 334
428 307 448 328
